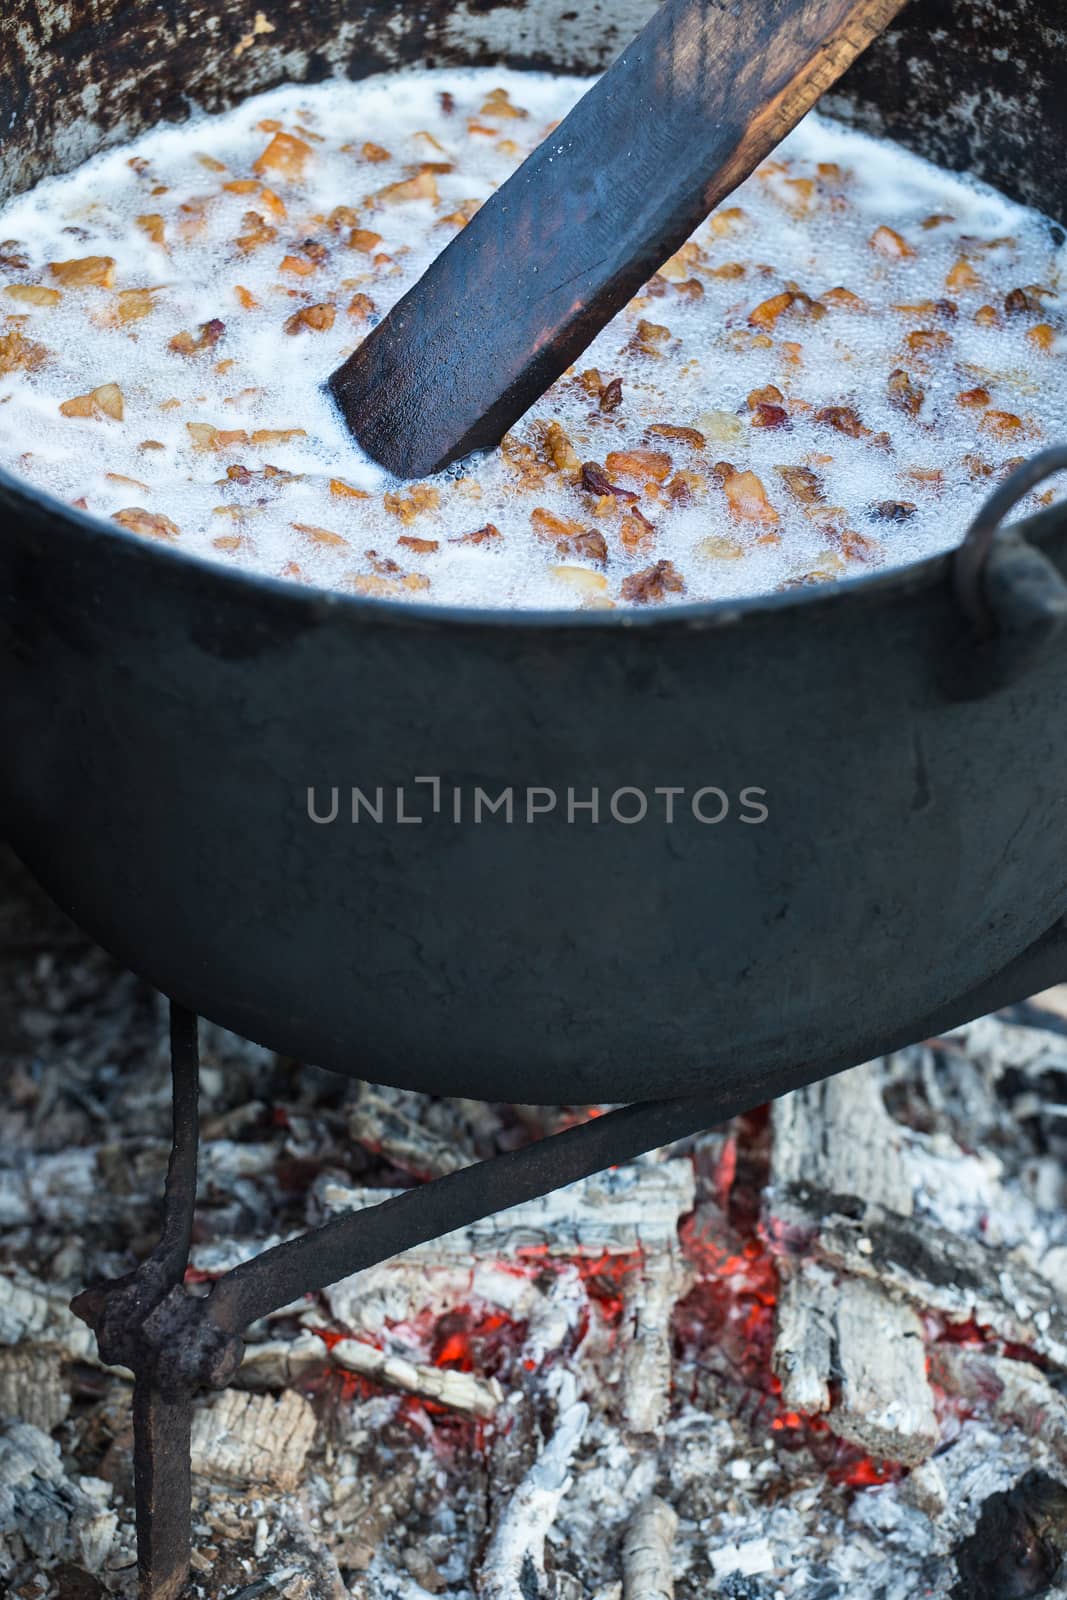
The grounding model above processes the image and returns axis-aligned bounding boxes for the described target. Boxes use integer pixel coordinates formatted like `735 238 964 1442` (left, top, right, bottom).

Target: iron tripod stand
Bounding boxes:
72 1006 737 1599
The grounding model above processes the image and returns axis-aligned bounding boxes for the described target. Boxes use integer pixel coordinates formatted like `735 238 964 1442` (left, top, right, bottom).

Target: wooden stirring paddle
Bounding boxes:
329 0 911 480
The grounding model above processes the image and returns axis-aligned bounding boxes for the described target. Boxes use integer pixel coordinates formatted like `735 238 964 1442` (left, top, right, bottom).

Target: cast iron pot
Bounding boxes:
1 0 1066 1105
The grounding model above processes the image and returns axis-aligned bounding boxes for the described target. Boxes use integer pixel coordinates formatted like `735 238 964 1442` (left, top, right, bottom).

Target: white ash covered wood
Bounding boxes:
943 1012 1067 1078
830 1279 937 1464
478 1395 588 1600
769 1049 1067 1467
774 1264 938 1464
622 1497 678 1600
0 1418 116 1575
348 1084 480 1178
769 1068 941 1463
238 1329 329 1390
317 1158 696 1259
772 1261 835 1416
771 1067 915 1216
932 1344 1067 1462
187 1158 696 1326
317 1160 694 1361
330 1335 503 1419
814 1206 1067 1368
0 1343 69 1433
189 1388 317 1490
0 1271 97 1360
621 1254 692 1436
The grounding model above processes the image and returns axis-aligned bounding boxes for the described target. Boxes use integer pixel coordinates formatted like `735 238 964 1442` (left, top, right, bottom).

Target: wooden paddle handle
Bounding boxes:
329 0 912 478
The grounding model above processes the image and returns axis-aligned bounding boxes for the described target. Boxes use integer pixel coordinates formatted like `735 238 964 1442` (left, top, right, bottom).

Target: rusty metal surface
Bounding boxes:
1 0 1064 222
829 0 1067 223
0 0 656 202
71 1007 203 1374
133 1382 194 1600
72 1005 205 1600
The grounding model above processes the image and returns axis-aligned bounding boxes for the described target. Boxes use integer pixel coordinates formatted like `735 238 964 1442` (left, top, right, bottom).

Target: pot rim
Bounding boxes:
0 455 1044 637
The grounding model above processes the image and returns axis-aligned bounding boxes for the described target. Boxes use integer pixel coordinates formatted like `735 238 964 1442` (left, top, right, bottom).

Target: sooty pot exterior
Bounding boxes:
1 0 1066 1104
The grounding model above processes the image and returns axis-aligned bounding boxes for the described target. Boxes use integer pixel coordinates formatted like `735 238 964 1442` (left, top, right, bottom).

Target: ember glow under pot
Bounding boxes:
1 0 1066 1104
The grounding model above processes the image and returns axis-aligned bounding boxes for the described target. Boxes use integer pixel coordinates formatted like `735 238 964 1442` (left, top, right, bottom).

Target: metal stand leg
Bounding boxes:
133 1384 194 1600
72 1005 203 1600
128 1002 200 1599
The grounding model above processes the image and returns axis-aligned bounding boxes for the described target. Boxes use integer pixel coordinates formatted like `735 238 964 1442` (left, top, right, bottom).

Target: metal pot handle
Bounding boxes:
954 444 1067 638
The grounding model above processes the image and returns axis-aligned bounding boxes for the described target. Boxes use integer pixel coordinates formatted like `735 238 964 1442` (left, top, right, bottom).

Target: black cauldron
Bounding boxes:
2 0 1066 1105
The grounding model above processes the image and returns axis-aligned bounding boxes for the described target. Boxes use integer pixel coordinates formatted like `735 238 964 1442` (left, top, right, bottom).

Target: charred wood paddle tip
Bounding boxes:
328 0 913 479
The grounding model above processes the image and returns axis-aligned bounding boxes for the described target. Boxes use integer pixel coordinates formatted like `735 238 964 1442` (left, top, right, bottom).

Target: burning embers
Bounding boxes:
3 878 1067 1596
676 1109 912 1491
